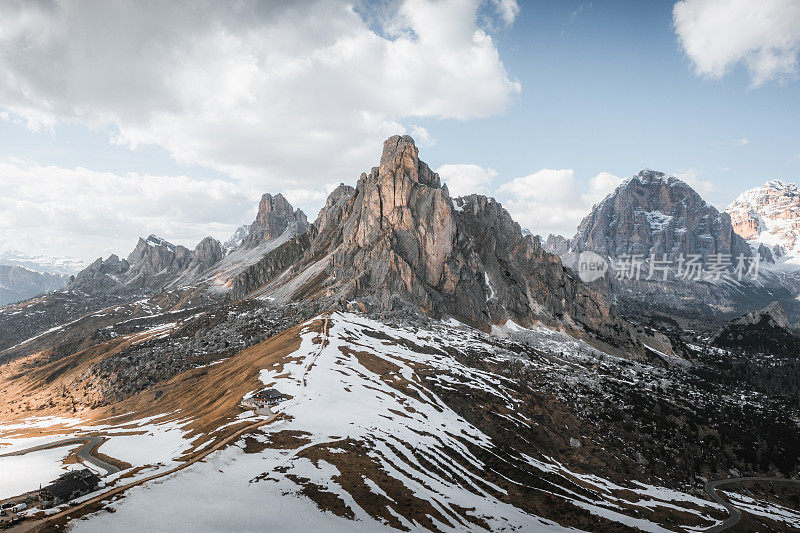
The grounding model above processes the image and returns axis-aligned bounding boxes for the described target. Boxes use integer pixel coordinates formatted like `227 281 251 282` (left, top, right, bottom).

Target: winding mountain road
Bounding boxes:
0 436 119 477
704 476 800 532
7 316 332 532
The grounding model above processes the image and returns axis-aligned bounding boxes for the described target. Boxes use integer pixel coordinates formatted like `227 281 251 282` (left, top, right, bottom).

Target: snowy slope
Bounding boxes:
70 313 727 532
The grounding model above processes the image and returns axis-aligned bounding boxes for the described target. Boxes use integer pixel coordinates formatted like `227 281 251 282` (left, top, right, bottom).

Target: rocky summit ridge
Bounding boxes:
569 169 751 260
230 135 637 348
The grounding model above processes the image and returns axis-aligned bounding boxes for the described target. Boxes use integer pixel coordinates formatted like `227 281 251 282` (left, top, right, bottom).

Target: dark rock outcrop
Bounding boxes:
711 301 800 356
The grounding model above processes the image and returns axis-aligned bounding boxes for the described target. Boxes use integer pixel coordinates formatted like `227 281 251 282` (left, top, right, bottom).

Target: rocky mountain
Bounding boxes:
229 135 637 349
242 193 308 248
0 264 67 306
726 179 800 266
69 234 224 294
561 170 800 329
0 249 88 276
571 170 751 260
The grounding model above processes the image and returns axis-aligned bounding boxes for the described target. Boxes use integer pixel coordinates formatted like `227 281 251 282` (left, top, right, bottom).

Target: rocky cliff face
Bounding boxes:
242 193 308 247
571 170 751 260
230 135 638 349
562 171 800 329
69 234 224 294
0 265 67 306
544 234 571 256
726 180 800 265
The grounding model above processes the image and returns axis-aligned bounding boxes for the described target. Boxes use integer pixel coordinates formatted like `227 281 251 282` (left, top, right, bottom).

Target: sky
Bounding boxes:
0 0 798 261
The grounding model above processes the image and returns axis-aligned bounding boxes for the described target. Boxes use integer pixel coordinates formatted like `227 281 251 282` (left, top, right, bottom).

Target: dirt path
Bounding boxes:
703 476 800 532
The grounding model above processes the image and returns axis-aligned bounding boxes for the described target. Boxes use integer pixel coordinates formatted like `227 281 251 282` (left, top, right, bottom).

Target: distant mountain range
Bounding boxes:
0 249 87 276
0 250 88 306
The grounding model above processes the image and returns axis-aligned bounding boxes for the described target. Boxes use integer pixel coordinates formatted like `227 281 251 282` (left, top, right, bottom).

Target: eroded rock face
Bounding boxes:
455 195 626 341
243 193 308 247
230 135 637 349
69 234 224 294
726 180 800 259
189 237 225 271
544 234 571 256
571 170 751 259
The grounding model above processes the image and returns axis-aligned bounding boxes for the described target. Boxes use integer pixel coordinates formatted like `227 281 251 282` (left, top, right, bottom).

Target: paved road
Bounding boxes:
8 414 279 533
8 316 330 532
704 476 800 532
0 436 120 477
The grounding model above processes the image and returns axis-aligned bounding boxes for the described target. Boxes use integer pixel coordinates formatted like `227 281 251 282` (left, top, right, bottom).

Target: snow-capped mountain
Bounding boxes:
0 249 88 276
570 169 751 260
562 170 800 328
726 179 800 267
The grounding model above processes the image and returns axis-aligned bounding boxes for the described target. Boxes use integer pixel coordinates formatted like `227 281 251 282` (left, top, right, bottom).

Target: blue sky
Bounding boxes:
0 0 798 259
419 1 800 207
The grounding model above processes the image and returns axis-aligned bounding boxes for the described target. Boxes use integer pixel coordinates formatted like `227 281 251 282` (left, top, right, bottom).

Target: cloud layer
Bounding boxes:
0 0 519 188
498 169 624 237
674 0 800 86
0 0 521 259
0 159 258 260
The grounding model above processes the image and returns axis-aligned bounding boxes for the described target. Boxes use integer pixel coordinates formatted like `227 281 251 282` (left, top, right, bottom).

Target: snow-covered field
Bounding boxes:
0 446 77 500
69 313 729 532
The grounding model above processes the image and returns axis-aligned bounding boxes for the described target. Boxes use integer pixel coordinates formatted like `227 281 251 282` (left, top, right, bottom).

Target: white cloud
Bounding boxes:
0 0 520 194
0 159 259 261
492 0 520 26
673 168 716 196
497 169 622 237
673 0 800 87
436 163 497 197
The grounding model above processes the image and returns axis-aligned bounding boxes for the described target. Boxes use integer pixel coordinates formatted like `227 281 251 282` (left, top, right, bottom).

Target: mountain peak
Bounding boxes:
379 135 417 168
765 178 795 191
144 235 174 249
244 193 308 247
572 169 750 260
257 193 293 218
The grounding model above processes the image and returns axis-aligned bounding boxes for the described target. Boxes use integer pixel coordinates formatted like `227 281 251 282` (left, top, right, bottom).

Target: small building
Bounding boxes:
39 469 100 505
241 388 286 410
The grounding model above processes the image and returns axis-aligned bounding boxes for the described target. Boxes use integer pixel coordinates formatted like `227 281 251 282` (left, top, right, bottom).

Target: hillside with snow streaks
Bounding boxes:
73 313 727 532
